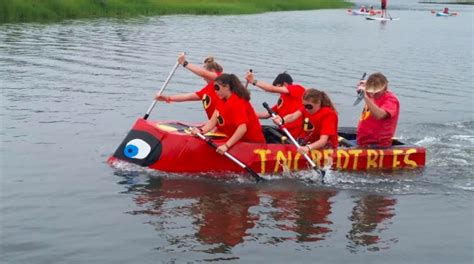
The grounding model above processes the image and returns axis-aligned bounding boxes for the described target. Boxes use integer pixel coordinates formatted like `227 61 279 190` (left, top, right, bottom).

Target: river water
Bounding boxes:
1 0 473 263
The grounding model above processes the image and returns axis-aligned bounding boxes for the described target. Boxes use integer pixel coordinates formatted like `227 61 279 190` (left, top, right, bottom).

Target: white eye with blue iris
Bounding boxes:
124 139 151 159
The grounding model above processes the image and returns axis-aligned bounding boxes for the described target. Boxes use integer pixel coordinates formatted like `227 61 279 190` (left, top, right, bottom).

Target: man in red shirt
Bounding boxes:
245 71 306 138
381 0 388 18
356 73 399 148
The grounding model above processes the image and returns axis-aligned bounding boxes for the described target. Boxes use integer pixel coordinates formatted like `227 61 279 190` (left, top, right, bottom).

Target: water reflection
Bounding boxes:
346 194 398 252
261 187 337 243
123 176 259 253
119 176 398 253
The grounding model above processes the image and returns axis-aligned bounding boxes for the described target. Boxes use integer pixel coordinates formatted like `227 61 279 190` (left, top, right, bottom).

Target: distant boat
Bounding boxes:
365 16 400 21
347 9 382 16
431 9 458 16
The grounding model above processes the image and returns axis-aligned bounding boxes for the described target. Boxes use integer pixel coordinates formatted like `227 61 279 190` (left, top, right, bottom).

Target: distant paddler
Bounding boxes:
381 0 388 18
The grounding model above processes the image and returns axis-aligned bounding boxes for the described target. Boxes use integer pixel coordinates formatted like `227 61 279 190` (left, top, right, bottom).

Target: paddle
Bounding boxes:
143 61 180 120
353 72 367 106
194 131 264 183
262 102 326 182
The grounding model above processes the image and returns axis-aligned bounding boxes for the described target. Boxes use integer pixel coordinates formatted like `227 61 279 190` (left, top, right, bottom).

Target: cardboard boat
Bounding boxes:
108 118 426 175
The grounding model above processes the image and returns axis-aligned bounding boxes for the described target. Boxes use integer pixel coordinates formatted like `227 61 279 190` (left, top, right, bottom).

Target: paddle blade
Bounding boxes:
245 167 264 182
353 91 364 106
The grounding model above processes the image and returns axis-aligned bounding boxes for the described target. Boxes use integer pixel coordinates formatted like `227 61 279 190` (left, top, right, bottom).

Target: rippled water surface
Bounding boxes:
1 0 473 263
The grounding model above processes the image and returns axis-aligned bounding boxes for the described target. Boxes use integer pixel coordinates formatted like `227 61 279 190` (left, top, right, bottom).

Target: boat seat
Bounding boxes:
262 126 290 144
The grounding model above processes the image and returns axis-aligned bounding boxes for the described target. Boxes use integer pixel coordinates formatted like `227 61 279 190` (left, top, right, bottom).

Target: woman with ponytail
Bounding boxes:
191 74 265 155
156 53 223 119
272 88 339 154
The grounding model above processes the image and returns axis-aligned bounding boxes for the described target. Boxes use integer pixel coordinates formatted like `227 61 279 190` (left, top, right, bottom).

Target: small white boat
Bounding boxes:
352 10 372 16
366 16 400 21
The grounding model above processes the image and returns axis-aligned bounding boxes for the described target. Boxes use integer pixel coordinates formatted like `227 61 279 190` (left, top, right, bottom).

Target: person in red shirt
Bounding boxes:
272 89 339 154
245 71 306 138
156 52 223 119
191 74 265 155
356 72 399 148
443 7 449 14
381 0 388 18
369 6 376 15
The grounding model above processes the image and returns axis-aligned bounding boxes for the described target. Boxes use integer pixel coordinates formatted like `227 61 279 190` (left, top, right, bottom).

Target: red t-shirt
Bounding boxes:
195 72 222 119
271 84 306 137
356 90 399 147
300 106 339 148
216 94 265 143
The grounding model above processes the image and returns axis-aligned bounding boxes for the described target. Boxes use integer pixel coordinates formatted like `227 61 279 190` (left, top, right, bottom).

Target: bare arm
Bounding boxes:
185 63 218 82
282 110 302 124
156 92 200 102
272 110 302 126
298 135 329 154
364 94 389 119
200 111 218 133
357 80 388 120
254 80 289 93
215 123 247 154
245 71 289 94
256 111 271 119
226 123 247 148
178 52 219 82
308 135 329 150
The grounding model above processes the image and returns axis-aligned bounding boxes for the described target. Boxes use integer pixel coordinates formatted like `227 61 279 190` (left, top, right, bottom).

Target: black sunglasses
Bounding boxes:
304 104 314 110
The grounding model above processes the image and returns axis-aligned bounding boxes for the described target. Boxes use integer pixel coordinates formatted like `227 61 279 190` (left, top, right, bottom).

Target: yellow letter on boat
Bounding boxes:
348 149 363 170
367 150 379 169
293 152 302 171
403 148 418 167
379 150 385 167
254 149 271 174
392 149 404 168
336 150 350 169
274 151 292 172
323 149 334 167
310 150 323 167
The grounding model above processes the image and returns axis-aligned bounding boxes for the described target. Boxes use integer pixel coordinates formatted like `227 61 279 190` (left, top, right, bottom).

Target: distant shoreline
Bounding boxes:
419 1 474 4
0 0 350 24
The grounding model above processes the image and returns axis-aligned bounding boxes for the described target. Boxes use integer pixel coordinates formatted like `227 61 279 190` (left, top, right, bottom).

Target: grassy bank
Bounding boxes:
0 0 350 24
